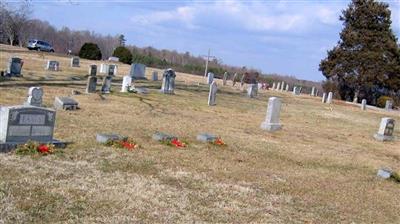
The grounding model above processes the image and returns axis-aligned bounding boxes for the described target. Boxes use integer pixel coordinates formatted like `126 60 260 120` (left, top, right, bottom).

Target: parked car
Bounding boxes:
27 39 54 52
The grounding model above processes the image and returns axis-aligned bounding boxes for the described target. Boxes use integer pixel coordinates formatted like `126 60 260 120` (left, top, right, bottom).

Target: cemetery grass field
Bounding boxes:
1 44 400 223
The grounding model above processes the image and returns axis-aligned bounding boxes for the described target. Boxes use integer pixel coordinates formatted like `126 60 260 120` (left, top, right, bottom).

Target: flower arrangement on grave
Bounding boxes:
105 137 139 151
211 137 226 146
15 141 56 155
162 138 187 148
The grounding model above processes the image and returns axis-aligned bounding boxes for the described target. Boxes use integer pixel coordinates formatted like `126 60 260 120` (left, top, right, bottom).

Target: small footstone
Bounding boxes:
152 132 176 141
196 133 217 142
54 97 79 110
377 168 392 179
96 133 124 144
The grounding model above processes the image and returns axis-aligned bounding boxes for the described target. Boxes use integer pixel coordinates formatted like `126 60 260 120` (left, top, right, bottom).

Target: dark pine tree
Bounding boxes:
319 0 400 104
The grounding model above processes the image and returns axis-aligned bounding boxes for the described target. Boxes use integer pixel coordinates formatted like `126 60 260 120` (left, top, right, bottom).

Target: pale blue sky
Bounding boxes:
26 0 400 81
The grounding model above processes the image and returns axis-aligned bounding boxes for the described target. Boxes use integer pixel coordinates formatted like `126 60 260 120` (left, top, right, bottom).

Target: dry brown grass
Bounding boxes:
1 45 400 223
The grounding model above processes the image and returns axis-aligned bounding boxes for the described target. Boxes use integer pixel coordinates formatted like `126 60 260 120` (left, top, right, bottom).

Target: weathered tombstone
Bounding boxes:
222 72 228 86
108 64 117 76
100 64 109 74
101 75 113 94
88 65 97 76
46 60 59 71
160 68 176 94
361 99 367 111
197 133 218 143
285 84 289 92
53 97 79 110
25 87 43 107
0 106 56 143
311 87 316 96
315 89 319 97
385 100 393 111
7 57 23 76
121 76 132 92
152 71 158 81
292 87 300 95
70 57 80 67
247 84 258 98
260 97 282 132
86 76 97 93
130 63 146 79
272 82 276 90
232 73 238 86
207 72 214 85
280 82 285 91
374 117 395 141
276 82 281 91
326 92 333 104
208 81 218 106
322 93 326 103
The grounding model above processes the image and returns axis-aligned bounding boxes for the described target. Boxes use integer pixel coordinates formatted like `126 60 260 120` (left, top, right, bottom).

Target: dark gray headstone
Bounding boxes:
0 106 56 143
46 60 59 71
7 57 23 76
160 68 176 94
130 63 146 79
25 87 43 107
89 65 97 76
108 64 117 76
53 97 79 110
101 75 113 94
70 57 80 67
86 76 97 93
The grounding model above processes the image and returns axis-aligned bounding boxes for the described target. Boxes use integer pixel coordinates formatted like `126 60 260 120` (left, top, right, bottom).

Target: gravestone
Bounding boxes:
130 63 146 79
292 87 300 95
240 74 245 87
197 133 218 143
260 97 282 132
25 87 43 107
86 76 97 93
160 68 176 94
374 118 395 141
152 71 158 81
208 81 218 106
322 93 326 103
88 65 97 76
53 97 79 110
46 60 59 71
96 133 124 143
285 84 289 92
101 75 113 94
7 57 23 76
315 89 319 97
247 84 258 98
70 57 80 67
108 64 117 76
121 76 132 92
326 92 333 104
232 73 238 86
207 72 214 85
272 82 276 90
280 82 285 91
152 132 176 141
385 100 393 111
276 82 281 91
361 99 367 111
311 87 316 96
100 64 109 74
0 106 56 143
223 72 228 86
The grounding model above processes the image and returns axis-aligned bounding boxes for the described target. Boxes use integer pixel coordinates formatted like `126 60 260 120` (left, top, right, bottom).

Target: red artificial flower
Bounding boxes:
121 141 136 150
214 138 225 145
37 144 50 153
171 138 186 147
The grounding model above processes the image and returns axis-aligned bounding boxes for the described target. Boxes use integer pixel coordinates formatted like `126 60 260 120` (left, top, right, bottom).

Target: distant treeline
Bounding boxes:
0 2 321 91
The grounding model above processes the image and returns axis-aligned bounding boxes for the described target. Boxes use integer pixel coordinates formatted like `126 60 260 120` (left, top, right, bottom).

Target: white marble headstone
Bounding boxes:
261 97 282 132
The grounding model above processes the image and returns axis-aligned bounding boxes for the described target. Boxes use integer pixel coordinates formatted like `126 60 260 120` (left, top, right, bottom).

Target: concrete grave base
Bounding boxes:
374 134 394 141
260 122 282 132
0 139 68 153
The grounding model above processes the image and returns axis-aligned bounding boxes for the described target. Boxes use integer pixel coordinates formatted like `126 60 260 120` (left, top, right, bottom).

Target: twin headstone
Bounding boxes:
86 65 97 93
374 118 395 141
7 57 23 76
207 72 214 85
160 68 176 94
261 97 282 132
208 81 218 106
25 87 43 107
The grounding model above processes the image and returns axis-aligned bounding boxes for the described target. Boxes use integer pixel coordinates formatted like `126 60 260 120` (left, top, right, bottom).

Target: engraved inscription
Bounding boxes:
19 114 45 125
31 126 52 136
8 126 30 136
